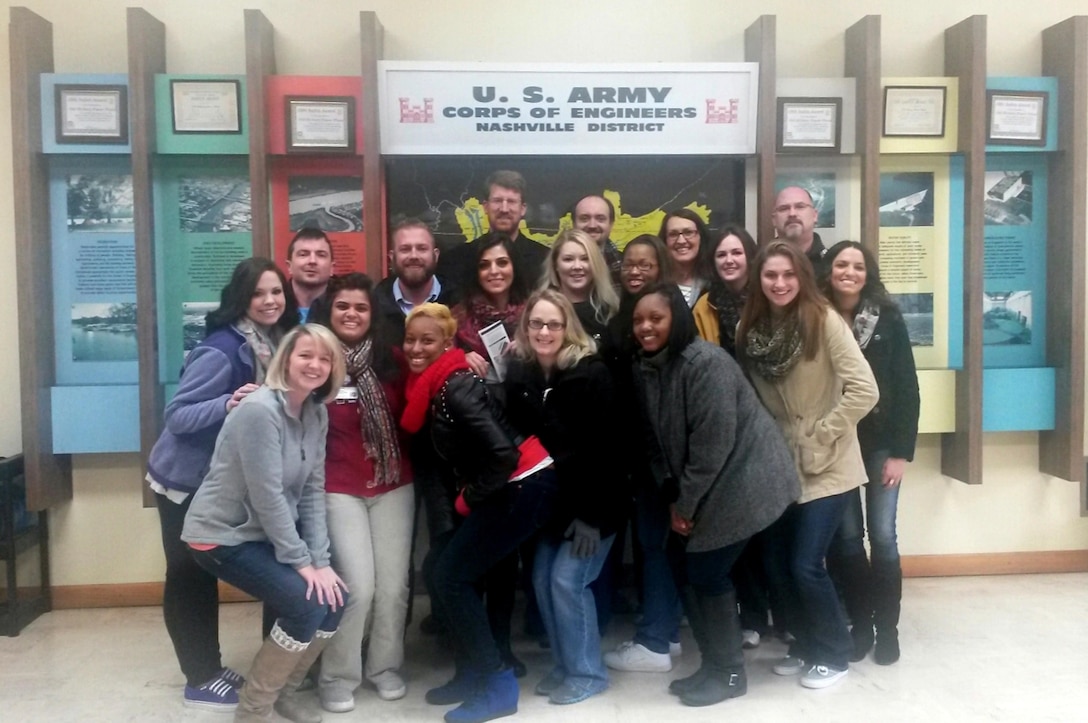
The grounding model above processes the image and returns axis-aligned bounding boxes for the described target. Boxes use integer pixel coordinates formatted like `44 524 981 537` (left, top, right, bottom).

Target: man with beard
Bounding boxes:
572 194 623 289
437 170 549 299
772 186 826 273
286 227 334 322
374 219 453 343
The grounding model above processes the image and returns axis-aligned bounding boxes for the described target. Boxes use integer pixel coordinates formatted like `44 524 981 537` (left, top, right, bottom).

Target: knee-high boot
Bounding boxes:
871 558 902 665
235 628 308 722
678 591 746 707
668 585 711 696
273 629 336 723
837 552 874 662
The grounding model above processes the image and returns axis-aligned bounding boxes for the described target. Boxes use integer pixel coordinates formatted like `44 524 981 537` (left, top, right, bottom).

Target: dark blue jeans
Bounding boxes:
432 469 558 673
192 541 345 644
833 450 901 564
763 492 854 669
632 483 681 654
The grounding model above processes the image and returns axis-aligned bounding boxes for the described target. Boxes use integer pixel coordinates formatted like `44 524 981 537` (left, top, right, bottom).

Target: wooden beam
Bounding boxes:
942 16 986 485
744 15 776 245
244 9 275 259
1040 17 1087 484
359 11 385 276
844 15 881 256
126 8 166 507
9 7 71 511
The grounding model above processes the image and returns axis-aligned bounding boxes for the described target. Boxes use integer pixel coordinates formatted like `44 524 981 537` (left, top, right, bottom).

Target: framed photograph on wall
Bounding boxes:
882 85 947 138
170 80 242 134
986 90 1048 146
55 84 128 144
285 96 356 153
776 97 842 153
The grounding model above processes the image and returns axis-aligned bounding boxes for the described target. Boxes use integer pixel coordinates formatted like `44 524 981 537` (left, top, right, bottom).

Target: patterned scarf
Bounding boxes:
708 281 747 356
342 337 401 488
852 300 881 350
744 314 804 380
453 297 524 357
234 318 278 384
400 348 472 434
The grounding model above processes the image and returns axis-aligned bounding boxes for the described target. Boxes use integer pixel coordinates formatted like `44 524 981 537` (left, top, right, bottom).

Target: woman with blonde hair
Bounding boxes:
182 324 349 722
503 289 623 705
737 241 878 690
540 229 620 341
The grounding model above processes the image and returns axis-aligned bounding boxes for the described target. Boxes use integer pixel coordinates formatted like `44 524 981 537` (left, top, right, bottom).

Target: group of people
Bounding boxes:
146 170 920 723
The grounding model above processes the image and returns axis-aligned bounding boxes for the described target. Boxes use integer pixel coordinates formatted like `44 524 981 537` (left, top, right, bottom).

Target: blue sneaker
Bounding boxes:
184 674 239 711
444 668 518 723
217 667 245 689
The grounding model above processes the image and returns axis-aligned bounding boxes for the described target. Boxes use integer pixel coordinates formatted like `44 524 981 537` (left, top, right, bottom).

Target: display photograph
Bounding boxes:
71 302 138 362
983 291 1032 345
879 172 935 227
983 171 1033 226
287 175 363 232
891 292 934 347
67 174 135 232
179 176 252 233
181 301 218 356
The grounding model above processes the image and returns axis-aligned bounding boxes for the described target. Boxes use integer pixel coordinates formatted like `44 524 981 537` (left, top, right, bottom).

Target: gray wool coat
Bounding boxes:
635 339 801 553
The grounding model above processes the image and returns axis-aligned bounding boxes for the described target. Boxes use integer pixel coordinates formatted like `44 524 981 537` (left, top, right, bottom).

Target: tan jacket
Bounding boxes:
747 307 878 504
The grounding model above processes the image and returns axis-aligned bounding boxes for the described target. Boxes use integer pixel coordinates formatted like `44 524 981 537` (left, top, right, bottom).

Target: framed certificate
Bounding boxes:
882 85 947 138
986 90 1048 146
170 80 242 134
777 97 842 153
55 84 128 144
286 96 356 153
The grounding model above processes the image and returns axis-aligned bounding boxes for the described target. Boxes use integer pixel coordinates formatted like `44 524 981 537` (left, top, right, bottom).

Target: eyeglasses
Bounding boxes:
621 261 658 273
773 202 814 214
528 319 566 331
666 228 698 241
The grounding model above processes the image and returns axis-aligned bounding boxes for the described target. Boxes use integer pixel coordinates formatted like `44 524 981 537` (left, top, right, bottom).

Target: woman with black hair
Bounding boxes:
821 241 919 666
658 209 715 308
308 273 416 711
146 257 295 712
451 232 529 383
629 283 799 706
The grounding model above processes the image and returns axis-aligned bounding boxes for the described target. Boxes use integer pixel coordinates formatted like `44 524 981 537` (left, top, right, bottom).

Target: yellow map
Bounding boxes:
453 189 712 250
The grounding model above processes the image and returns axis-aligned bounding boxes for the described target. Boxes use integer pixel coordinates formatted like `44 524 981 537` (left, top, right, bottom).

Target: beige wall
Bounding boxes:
0 0 1085 586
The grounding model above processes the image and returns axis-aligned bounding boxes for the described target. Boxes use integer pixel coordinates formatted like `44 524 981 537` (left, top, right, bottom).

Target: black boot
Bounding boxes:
668 585 711 696
678 591 747 707
836 552 874 662
872 559 902 665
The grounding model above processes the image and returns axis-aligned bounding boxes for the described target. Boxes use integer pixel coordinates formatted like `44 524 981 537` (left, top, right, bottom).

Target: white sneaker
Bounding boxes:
669 641 682 657
742 629 761 649
371 670 407 701
319 685 355 713
800 664 848 689
604 641 673 672
772 655 806 676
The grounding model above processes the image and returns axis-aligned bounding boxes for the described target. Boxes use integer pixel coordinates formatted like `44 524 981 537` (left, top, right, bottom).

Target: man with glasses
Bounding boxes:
437 169 549 299
772 186 826 271
572 194 623 289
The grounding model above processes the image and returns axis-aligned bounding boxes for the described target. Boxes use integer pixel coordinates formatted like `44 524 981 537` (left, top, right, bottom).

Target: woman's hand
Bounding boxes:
465 351 491 377
669 504 693 537
226 383 260 412
297 564 349 611
882 457 907 488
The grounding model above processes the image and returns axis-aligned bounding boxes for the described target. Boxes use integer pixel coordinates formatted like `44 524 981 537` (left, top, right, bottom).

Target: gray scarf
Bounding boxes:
744 315 804 380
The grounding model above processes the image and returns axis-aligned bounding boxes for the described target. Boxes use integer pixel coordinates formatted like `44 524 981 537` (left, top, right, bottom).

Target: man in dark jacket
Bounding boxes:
374 219 454 343
572 194 623 289
772 186 827 272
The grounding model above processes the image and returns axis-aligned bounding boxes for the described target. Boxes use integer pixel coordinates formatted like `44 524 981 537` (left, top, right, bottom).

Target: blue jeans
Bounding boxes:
834 450 900 563
763 492 853 669
533 532 615 696
433 469 558 672
632 484 681 654
192 541 345 644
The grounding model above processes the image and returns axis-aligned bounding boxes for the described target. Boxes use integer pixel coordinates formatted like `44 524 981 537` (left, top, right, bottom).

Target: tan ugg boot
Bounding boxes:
234 625 309 722
273 629 337 723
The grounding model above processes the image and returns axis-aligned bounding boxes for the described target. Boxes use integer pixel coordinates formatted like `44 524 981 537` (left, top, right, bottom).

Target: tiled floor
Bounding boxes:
2 573 1086 722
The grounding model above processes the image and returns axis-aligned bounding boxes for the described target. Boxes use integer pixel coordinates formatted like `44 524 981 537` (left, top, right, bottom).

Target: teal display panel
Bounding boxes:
985 77 1059 154
154 75 249 155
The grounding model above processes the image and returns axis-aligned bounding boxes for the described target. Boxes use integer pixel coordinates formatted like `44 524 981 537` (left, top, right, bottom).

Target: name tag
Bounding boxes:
335 386 358 402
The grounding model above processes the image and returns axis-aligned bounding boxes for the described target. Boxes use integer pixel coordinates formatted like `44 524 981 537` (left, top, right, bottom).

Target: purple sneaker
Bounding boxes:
184 674 239 711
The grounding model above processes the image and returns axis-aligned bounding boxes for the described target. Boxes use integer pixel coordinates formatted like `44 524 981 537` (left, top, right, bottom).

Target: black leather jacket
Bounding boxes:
415 369 521 539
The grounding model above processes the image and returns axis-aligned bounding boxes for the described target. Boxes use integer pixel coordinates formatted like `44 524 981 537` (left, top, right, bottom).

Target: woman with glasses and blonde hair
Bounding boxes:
182 324 349 723
540 228 620 341
503 289 623 705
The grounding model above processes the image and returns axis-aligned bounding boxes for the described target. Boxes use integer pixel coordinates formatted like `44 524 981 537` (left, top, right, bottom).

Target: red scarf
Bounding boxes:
400 348 472 434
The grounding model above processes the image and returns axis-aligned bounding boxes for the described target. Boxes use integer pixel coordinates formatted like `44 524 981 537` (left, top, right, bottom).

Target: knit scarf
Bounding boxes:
708 282 747 355
852 300 881 350
342 337 401 488
744 314 804 380
234 318 278 384
454 297 524 357
400 348 472 434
